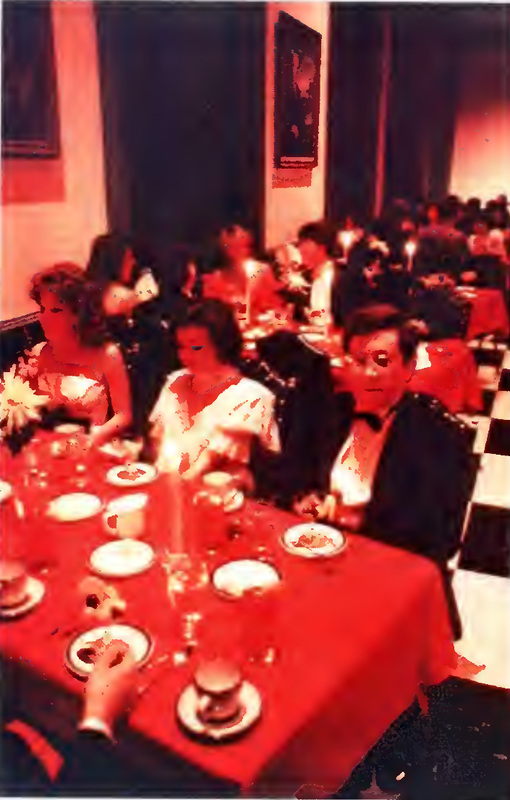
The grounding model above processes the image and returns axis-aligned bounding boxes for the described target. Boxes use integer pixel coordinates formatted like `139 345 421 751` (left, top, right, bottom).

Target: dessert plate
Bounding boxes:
281 523 346 558
47 493 102 522
0 577 45 620
89 539 155 577
106 463 157 488
0 480 13 504
66 623 152 678
212 559 280 599
176 681 262 742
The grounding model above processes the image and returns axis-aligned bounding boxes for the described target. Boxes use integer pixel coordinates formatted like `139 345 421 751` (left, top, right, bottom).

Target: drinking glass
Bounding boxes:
161 552 209 657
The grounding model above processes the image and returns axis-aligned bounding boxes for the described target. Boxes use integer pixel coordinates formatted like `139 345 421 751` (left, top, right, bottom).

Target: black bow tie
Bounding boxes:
352 411 384 431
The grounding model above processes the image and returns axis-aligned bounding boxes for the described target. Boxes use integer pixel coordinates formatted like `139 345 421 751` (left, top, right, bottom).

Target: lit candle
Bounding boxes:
404 240 417 272
339 230 355 257
161 439 184 554
244 259 256 325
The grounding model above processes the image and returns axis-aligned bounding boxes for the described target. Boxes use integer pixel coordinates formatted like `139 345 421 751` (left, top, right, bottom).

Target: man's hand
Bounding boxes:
82 640 138 735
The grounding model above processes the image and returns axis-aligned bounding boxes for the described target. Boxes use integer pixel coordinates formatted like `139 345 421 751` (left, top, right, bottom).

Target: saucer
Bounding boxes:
89 539 155 577
212 559 281 599
0 480 13 504
281 523 347 558
66 623 152 678
46 493 103 522
106 463 157 488
0 577 45 620
176 681 262 742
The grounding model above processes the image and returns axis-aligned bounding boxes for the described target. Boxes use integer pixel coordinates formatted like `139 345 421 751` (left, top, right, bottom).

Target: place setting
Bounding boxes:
176 657 262 743
0 559 46 621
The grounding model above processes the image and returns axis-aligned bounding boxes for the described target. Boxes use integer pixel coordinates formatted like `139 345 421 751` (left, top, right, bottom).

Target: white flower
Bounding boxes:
0 365 50 434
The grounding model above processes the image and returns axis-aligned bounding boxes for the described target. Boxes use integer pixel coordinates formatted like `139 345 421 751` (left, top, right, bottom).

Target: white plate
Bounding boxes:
176 681 262 742
0 577 45 620
89 539 155 577
106 463 157 488
46 493 103 522
99 440 144 461
0 480 13 504
212 559 280 599
66 623 152 677
54 423 85 435
281 523 346 558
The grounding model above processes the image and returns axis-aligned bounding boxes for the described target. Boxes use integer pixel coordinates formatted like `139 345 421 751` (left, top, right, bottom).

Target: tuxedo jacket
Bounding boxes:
317 392 473 566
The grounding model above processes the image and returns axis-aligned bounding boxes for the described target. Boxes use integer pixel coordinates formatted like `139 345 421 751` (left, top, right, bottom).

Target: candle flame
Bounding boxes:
405 240 417 257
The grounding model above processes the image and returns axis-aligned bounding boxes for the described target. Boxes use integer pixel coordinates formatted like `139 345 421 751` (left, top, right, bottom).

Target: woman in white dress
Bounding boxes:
150 300 280 483
17 263 132 445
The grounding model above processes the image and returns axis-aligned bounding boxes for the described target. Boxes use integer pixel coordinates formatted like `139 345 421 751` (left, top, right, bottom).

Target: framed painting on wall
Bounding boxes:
274 11 322 169
1 1 60 158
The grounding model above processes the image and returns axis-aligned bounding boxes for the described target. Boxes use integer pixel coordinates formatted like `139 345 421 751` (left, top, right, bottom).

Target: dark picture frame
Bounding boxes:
1 1 60 158
274 11 322 169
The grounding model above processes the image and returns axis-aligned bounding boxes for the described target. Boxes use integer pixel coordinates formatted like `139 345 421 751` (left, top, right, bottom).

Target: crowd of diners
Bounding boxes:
5 193 510 637
2 192 509 792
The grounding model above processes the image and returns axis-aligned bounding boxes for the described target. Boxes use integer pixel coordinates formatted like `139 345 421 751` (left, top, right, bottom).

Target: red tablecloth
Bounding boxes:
1 438 456 797
465 288 510 340
407 339 482 414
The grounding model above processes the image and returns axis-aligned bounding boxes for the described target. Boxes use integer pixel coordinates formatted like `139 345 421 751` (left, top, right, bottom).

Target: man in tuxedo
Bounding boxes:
297 221 342 328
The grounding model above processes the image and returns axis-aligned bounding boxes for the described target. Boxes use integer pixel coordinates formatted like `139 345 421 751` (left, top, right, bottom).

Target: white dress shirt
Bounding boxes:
309 261 335 326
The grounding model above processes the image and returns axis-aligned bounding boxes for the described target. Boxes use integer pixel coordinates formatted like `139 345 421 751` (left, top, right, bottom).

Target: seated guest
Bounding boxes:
296 305 472 639
86 232 167 435
201 224 283 323
409 276 469 340
18 263 131 445
150 300 280 483
86 232 160 320
335 240 410 325
297 221 341 327
416 200 469 271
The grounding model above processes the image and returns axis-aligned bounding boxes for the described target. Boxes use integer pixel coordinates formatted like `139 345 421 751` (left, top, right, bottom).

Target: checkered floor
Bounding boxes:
452 339 510 689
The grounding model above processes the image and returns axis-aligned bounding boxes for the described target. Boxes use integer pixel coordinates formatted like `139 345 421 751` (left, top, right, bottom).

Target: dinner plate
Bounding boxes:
212 559 281 599
0 480 13 504
176 681 262 742
281 523 346 558
53 423 85 435
46 493 103 522
0 577 45 620
106 463 158 488
66 623 152 678
99 439 144 462
89 539 155 577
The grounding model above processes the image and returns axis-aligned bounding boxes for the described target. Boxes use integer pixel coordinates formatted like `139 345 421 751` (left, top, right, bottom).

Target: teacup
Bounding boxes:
103 493 148 538
0 560 29 609
194 658 242 724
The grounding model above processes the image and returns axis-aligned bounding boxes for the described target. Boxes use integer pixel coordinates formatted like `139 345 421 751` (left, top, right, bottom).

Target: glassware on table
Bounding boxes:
192 474 244 556
161 551 209 658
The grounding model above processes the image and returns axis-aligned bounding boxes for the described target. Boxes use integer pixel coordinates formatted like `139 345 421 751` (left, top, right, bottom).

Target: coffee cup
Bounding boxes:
194 658 242 724
0 561 29 609
103 493 148 538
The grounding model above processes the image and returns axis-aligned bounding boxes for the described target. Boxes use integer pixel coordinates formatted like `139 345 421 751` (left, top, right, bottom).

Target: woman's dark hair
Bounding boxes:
344 304 418 365
178 299 243 366
347 239 390 274
29 262 109 347
86 232 154 286
297 221 336 256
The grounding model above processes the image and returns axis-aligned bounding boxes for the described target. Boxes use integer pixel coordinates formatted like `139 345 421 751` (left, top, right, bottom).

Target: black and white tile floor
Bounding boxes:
453 339 510 690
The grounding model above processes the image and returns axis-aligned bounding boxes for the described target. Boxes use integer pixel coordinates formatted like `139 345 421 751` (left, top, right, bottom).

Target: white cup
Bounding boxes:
103 493 148 538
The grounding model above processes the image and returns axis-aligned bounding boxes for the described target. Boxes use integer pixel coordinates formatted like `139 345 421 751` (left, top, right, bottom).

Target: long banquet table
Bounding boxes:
1 436 456 797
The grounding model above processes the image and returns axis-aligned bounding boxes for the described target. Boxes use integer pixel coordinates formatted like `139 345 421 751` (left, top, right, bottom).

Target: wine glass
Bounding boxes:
161 551 209 658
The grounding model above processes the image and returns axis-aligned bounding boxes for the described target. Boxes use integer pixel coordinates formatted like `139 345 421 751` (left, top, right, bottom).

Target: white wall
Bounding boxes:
1 1 107 321
264 2 330 249
450 45 510 202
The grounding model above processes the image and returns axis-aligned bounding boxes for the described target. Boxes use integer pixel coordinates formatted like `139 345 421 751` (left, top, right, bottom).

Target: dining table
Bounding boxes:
1 431 456 797
459 286 510 341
